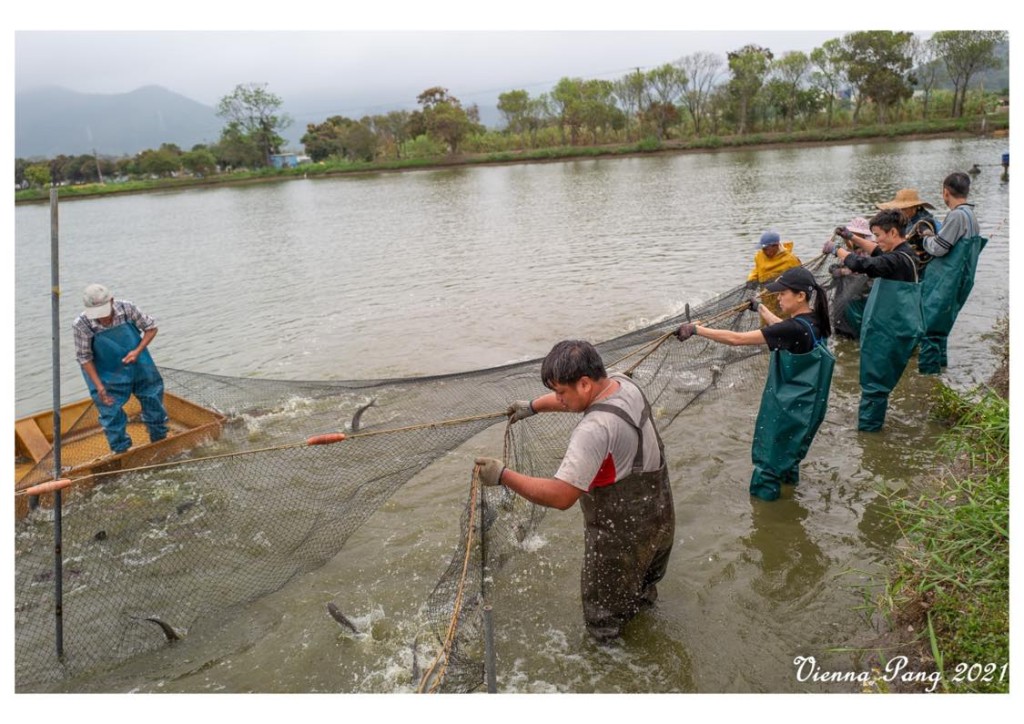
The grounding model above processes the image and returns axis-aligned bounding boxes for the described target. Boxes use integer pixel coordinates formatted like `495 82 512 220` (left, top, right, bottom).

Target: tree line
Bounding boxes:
15 30 1007 188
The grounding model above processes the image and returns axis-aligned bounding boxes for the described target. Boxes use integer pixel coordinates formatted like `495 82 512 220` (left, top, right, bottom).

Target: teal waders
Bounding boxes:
858 253 923 431
750 318 835 501
918 222 987 374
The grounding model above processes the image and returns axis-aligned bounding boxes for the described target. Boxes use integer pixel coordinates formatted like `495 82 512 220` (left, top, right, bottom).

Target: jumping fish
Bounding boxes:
326 602 359 633
350 398 377 432
139 616 181 642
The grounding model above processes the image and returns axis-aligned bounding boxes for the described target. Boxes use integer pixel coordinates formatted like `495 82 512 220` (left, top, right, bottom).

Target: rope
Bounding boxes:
417 465 481 693
19 410 510 492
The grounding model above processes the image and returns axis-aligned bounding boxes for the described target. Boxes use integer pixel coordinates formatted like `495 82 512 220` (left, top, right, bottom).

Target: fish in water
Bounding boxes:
710 364 723 386
139 616 181 642
327 602 359 633
350 398 377 432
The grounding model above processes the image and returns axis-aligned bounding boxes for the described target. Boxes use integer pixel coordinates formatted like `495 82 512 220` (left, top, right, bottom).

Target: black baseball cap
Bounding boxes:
765 267 817 295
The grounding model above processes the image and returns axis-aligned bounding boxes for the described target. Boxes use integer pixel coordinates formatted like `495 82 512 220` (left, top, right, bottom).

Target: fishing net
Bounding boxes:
15 256 839 692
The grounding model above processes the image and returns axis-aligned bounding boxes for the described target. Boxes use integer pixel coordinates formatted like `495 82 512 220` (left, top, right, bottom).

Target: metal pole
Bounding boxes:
480 487 497 693
49 187 65 658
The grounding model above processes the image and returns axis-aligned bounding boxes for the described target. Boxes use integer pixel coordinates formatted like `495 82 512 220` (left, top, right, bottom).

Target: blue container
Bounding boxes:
1002 152 1009 167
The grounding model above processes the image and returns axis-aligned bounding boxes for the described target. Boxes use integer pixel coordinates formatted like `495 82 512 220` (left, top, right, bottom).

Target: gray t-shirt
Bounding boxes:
925 203 978 258
554 374 663 492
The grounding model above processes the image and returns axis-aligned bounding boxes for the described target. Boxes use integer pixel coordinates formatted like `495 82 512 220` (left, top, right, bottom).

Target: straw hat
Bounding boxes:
876 188 935 210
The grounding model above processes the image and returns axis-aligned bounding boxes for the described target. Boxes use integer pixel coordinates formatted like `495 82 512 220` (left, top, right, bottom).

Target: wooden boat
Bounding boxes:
14 392 224 519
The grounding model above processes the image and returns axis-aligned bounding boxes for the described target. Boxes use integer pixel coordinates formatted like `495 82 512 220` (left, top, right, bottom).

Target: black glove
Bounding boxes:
834 226 853 241
747 297 760 312
676 323 697 341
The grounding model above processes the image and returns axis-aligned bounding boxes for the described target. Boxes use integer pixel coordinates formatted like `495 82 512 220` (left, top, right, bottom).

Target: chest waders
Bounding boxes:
832 273 872 339
84 323 168 454
857 252 923 431
578 389 675 641
750 318 835 501
918 210 987 374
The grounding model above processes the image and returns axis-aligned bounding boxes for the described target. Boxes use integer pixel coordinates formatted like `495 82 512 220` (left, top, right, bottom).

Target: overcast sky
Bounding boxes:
11 2 1013 121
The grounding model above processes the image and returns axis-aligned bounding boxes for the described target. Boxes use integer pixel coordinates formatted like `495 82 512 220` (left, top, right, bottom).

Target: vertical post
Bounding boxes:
49 187 65 658
480 486 497 693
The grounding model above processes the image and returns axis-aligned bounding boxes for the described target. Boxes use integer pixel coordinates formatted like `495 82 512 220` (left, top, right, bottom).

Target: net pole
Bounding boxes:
480 485 497 693
49 186 66 658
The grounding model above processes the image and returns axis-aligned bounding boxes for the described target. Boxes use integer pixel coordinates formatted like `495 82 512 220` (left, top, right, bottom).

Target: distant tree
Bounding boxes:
497 89 532 136
137 148 180 177
415 87 479 155
579 79 621 143
48 154 72 185
613 69 650 141
931 31 1008 118
551 77 587 145
15 157 30 187
302 116 377 162
810 38 847 130
841 31 915 123
771 51 811 132
181 148 218 176
645 63 688 139
367 110 412 159
24 163 51 188
910 35 944 119
727 44 774 134
212 122 264 170
215 83 291 166
640 101 680 140
679 51 724 136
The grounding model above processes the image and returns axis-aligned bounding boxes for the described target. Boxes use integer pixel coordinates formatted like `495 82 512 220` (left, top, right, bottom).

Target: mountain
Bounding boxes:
15 85 223 159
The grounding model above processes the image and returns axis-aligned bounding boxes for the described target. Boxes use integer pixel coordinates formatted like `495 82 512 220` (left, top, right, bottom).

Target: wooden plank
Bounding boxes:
15 419 52 463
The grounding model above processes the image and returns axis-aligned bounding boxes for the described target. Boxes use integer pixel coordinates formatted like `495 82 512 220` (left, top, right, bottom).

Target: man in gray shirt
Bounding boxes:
475 340 675 641
919 172 987 374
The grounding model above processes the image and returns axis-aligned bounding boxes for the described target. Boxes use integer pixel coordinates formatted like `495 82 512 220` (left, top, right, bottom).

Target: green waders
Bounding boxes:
750 318 835 501
858 253 923 431
918 233 988 374
579 391 675 641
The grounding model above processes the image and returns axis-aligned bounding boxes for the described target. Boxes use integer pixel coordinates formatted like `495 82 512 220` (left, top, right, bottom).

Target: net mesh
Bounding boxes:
16 256 839 692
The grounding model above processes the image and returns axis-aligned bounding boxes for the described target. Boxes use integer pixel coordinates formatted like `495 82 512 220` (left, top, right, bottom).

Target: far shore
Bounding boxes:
16 119 1009 206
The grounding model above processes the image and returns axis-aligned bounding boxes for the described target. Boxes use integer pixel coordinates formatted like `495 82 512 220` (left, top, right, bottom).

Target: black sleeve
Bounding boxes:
843 249 914 281
761 318 814 353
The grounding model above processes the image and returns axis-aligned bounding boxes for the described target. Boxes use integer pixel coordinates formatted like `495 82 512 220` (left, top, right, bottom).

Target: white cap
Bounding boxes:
83 284 113 319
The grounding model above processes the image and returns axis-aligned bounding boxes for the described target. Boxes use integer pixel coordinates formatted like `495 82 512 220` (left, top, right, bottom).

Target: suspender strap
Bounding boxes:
586 377 666 474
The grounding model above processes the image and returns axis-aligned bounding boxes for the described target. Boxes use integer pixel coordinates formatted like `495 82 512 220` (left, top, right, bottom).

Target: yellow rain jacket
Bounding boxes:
747 241 802 285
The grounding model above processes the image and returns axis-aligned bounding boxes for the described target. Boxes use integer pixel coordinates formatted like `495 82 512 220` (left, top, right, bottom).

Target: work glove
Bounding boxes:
743 280 758 291
834 226 853 240
821 239 836 255
676 323 697 342
474 457 506 486
507 400 536 423
747 297 761 312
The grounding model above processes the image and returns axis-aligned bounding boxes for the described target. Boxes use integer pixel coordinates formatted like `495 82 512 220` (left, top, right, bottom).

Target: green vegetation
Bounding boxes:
879 349 1009 693
14 30 1008 202
14 113 1008 205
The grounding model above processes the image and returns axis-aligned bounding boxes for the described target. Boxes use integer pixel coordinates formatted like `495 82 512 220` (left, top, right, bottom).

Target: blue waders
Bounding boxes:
83 323 168 453
858 253 923 431
750 318 835 501
918 230 987 374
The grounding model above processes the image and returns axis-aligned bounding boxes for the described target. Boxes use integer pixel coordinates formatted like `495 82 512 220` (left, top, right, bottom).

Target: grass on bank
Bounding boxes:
15 114 1009 205
879 374 1009 693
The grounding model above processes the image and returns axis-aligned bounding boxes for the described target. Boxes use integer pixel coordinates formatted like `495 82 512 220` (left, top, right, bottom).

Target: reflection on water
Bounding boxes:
14 136 1009 692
